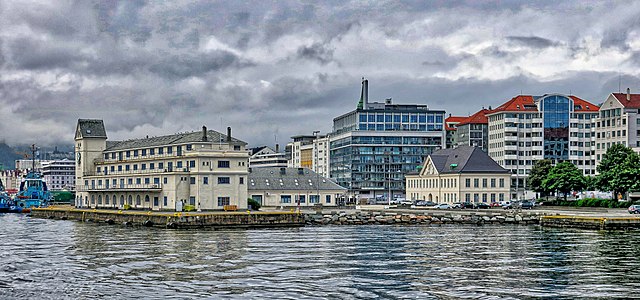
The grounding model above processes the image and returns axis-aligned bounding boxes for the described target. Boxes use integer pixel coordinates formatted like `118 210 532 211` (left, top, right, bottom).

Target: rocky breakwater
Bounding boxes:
304 210 540 226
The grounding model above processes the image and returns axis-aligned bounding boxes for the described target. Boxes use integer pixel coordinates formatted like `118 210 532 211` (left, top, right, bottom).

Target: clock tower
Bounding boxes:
74 119 107 207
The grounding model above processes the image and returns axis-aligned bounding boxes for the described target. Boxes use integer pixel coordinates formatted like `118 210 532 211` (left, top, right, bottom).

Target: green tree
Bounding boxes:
543 161 586 200
596 144 640 199
527 159 553 198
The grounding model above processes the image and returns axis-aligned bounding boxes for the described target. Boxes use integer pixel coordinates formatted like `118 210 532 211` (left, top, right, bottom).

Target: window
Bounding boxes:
136 195 141 206
490 178 496 188
159 162 164 169
281 195 291 203
125 165 130 171
150 163 155 170
203 177 209 184
217 197 230 206
134 150 138 157
136 178 141 184
310 195 320 203
163 196 168 206
158 147 163 155
239 177 244 184
164 177 168 184
482 178 487 188
299 195 306 203
167 146 172 154
126 151 131 158
465 193 470 201
150 148 155 155
144 178 150 184
153 197 158 206
474 178 479 188
177 161 183 168
482 193 487 202
145 195 150 202
499 193 504 201
189 160 195 168
189 196 196 205
326 195 331 204
218 177 230 184
190 177 196 184
491 193 496 202
133 164 138 171
153 177 160 185
465 178 471 188
142 149 146 156
218 160 230 168
499 178 505 188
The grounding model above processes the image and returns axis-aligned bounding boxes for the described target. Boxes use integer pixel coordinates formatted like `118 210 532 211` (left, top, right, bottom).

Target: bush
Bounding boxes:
184 205 196 212
547 198 632 208
248 198 261 211
123 204 131 210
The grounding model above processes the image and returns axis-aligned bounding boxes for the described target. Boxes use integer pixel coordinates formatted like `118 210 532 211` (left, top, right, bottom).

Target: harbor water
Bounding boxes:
1 213 639 299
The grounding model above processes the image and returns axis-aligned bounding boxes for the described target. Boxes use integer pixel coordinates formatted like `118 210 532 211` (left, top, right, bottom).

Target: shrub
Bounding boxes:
184 205 196 212
547 198 632 208
248 198 261 211
123 204 131 210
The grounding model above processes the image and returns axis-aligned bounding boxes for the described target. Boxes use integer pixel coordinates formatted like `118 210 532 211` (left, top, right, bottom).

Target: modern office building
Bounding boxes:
41 159 75 191
406 146 510 203
248 167 346 207
329 79 446 201
487 94 598 199
456 108 490 152
595 89 640 165
248 146 288 169
74 119 249 210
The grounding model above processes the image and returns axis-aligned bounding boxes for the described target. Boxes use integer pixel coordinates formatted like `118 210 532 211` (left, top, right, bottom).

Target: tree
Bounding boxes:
527 159 553 198
542 161 586 200
596 144 640 199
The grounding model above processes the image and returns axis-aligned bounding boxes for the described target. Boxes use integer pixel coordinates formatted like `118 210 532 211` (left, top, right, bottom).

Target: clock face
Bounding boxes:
77 152 81 163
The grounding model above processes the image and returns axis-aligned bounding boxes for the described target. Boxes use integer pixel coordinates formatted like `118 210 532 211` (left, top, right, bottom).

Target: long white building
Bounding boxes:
74 119 249 211
595 89 640 166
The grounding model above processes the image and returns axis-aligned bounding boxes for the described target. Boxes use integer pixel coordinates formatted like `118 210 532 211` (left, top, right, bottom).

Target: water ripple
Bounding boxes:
0 214 639 299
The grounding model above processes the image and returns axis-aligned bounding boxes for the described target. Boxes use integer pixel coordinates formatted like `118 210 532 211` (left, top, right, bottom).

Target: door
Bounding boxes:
175 200 183 212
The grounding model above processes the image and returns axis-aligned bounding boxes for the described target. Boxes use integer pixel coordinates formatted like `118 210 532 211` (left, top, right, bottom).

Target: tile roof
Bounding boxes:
490 95 537 113
569 96 599 112
457 109 490 126
248 167 346 191
611 93 640 109
445 115 465 131
76 119 107 139
105 130 247 151
427 146 509 174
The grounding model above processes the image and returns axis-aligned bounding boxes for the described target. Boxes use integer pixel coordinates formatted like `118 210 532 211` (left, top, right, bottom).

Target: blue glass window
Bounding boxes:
359 114 367 122
435 115 443 123
402 114 409 122
376 114 384 122
359 124 367 130
410 114 418 123
419 114 426 123
393 114 401 122
385 114 392 122
368 114 375 122
368 124 376 130
376 124 384 131
427 114 435 123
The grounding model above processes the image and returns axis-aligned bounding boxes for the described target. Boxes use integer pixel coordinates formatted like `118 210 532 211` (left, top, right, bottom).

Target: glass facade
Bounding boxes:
541 95 572 161
331 106 445 197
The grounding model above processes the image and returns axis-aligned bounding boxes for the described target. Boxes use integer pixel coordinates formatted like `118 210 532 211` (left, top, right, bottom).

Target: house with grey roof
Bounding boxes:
248 167 346 207
74 119 249 211
406 145 511 204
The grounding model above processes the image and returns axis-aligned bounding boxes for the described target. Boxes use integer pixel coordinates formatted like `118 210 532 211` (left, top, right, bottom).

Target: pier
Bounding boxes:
31 206 305 229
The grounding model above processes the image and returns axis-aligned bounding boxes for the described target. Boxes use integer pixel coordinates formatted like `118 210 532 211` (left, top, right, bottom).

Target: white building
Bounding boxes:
487 94 599 199
41 159 75 191
287 133 330 178
248 167 346 207
248 146 288 168
595 89 640 165
74 119 249 211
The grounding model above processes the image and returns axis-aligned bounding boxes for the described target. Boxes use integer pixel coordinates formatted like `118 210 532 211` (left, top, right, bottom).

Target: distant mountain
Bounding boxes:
0 142 23 170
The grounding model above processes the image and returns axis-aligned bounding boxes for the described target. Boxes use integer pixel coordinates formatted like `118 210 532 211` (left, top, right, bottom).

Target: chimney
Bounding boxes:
363 79 369 107
489 105 492 110
385 98 392 104
627 88 631 101
227 127 232 142
202 126 207 141
275 143 280 152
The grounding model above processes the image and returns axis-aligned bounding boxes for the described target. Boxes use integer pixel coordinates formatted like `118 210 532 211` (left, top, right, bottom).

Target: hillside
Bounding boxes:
0 142 23 170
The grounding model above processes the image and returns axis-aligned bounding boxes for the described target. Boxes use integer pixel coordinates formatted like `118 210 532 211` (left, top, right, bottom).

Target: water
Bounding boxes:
1 214 639 299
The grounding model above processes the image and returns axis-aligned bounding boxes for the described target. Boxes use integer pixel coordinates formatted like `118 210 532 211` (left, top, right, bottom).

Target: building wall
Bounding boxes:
595 94 640 167
406 173 510 204
248 189 344 207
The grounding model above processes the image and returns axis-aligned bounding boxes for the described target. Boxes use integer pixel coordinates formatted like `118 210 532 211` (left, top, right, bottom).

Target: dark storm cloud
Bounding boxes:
506 36 558 49
6 38 87 70
148 51 250 79
296 43 334 65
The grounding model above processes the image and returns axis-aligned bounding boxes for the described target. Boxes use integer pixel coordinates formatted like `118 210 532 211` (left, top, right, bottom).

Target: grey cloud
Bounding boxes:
506 36 558 48
148 51 251 79
296 43 334 64
7 38 87 70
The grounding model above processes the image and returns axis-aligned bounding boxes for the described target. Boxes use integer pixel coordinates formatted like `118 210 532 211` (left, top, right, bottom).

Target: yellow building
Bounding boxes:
406 146 511 204
74 119 249 211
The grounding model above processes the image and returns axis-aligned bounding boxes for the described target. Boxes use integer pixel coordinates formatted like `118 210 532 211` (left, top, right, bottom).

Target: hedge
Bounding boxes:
547 198 632 208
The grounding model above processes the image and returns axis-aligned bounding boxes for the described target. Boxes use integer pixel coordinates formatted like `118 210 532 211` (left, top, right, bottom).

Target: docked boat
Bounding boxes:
0 179 10 213
7 144 51 213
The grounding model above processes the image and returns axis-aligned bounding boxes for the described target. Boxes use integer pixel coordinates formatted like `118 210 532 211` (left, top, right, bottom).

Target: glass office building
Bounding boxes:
330 103 445 200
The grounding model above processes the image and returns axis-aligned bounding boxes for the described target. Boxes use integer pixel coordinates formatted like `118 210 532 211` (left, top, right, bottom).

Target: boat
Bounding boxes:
0 178 11 213
7 144 51 213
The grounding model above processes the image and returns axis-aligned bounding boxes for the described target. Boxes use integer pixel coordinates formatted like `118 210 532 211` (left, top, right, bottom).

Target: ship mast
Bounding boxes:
30 144 37 172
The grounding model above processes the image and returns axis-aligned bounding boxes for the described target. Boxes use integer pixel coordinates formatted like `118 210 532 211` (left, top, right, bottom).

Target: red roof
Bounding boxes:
445 116 466 123
612 93 640 109
569 95 599 112
457 109 490 126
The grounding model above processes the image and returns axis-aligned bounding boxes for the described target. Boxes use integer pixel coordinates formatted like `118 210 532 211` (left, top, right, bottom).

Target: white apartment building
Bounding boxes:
41 159 75 191
595 89 640 165
287 134 330 178
74 119 249 211
487 94 598 199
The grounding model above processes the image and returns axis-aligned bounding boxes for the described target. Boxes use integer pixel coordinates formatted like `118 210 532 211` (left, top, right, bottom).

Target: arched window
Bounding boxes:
105 195 110 205
120 195 125 206
145 195 150 203
136 195 141 206
91 195 95 204
128 195 132 205
98 195 102 205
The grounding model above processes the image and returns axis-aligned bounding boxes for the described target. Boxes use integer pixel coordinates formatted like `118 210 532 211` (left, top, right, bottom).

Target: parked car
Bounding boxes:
416 200 436 207
452 202 463 209
434 203 451 209
502 201 513 209
400 199 413 205
628 205 640 214
489 202 501 207
462 202 475 209
520 201 534 209
474 202 490 209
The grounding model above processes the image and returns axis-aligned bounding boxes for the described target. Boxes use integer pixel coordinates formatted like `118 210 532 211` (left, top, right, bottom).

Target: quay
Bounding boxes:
540 215 640 230
31 206 305 229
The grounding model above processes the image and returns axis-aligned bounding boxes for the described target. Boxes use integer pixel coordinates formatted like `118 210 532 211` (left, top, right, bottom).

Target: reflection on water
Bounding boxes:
0 213 639 299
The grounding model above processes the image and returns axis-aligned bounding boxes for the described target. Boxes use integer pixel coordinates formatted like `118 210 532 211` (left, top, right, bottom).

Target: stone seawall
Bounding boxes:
305 210 540 226
31 207 305 229
540 215 640 230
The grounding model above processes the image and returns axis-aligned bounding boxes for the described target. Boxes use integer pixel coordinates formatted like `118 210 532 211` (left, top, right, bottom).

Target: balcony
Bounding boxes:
76 184 162 192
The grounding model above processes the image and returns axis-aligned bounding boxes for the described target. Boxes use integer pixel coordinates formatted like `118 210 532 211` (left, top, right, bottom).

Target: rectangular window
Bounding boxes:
167 147 172 154
163 177 168 184
133 150 138 157
465 178 471 188
281 195 291 203
491 193 496 202
136 178 141 184
299 195 306 203
189 196 196 205
189 160 196 168
203 177 209 184
490 178 496 188
310 195 320 203
177 161 183 168
465 193 470 201
499 193 504 201
153 197 159 206
158 147 163 154
499 178 505 188
239 177 244 184
217 197 230 206
482 193 487 202
126 151 131 158
218 177 230 184
190 177 196 184
145 178 150 184
482 179 487 188
133 164 138 171
150 148 155 155
326 195 331 204
150 163 155 170
125 165 130 171
163 196 168 206
474 178 479 188
154 177 160 185
158 162 164 169
142 149 146 156
218 160 230 168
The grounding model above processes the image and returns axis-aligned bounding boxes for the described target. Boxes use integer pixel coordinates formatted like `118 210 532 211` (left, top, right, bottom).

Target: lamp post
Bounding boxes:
384 151 391 206
313 131 320 207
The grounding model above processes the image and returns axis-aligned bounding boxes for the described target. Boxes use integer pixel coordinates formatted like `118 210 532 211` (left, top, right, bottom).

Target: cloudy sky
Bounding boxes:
1 1 640 148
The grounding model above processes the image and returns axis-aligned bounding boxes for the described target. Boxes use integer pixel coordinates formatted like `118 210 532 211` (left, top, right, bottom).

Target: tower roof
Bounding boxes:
75 119 107 139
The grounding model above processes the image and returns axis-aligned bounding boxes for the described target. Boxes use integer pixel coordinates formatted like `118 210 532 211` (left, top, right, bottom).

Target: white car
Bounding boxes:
434 203 451 209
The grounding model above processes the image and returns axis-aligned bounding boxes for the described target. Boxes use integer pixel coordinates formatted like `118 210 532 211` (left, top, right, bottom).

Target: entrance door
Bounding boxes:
175 200 183 212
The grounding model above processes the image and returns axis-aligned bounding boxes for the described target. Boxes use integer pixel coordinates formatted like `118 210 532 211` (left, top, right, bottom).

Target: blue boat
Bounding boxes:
7 144 51 213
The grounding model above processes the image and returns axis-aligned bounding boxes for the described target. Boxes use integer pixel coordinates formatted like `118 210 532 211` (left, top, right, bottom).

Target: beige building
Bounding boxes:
595 89 640 165
74 119 249 211
248 167 346 207
406 146 511 204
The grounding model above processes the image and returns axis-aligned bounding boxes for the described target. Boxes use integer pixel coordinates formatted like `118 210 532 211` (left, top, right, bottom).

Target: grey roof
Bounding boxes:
105 130 247 151
429 146 509 174
76 119 107 139
248 167 346 191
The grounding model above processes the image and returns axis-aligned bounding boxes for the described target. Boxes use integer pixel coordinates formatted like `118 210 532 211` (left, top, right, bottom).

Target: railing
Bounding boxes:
83 168 190 177
76 184 162 192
